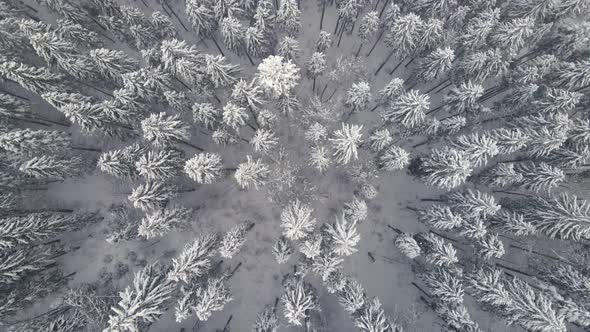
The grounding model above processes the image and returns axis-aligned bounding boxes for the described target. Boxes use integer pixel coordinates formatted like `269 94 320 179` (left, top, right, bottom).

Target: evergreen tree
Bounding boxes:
368 128 393 152
160 39 205 86
168 232 218 282
138 206 192 239
325 214 360 256
488 128 529 155
378 145 410 171
186 0 217 37
57 18 102 48
281 199 317 240
316 31 332 52
490 210 537 236
308 146 331 172
514 162 565 193
420 147 473 190
151 11 176 40
475 233 505 260
277 36 300 61
534 88 582 114
299 232 323 259
282 280 318 326
220 221 251 258
235 155 270 189
253 0 275 33
330 123 363 164
443 81 484 114
0 129 70 155
421 267 464 305
447 189 500 220
337 277 365 314
221 16 245 55
128 180 175 211
451 132 499 167
192 102 220 129
523 126 567 158
277 0 301 34
382 90 429 129
384 14 424 60
251 129 279 155
89 48 139 85
0 61 65 94
106 264 175 332
306 52 326 92
358 11 379 43
184 153 224 184
135 149 184 181
354 297 395 332
141 112 192 148
273 235 293 263
222 102 249 130
526 193 590 241
481 163 523 187
98 144 145 179
164 90 192 114
461 8 501 50
490 17 536 53
17 155 81 179
395 233 422 259
252 304 279 332
0 213 87 249
416 47 455 83
245 26 270 59
345 81 371 113
193 276 233 321
343 197 367 224
422 233 459 267
256 55 300 98
419 205 464 231
549 60 590 90
204 54 240 88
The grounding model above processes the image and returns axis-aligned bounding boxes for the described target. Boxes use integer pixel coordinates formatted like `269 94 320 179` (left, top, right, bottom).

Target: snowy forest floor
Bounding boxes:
11 0 587 331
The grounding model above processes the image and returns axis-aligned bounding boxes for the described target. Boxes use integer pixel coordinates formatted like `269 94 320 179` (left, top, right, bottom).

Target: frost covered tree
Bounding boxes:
192 102 220 129
526 193 590 241
138 206 192 239
357 11 379 56
252 304 279 332
135 149 184 181
151 11 176 39
455 48 508 82
420 147 473 190
306 52 326 92
160 39 204 86
277 36 300 61
273 235 293 264
422 233 459 267
184 153 224 184
378 145 410 171
316 31 332 52
451 133 499 167
0 61 65 94
98 144 144 179
17 155 81 179
354 297 396 332
384 13 424 64
281 199 317 240
467 268 567 332
204 54 240 88
185 0 216 37
193 276 233 321
442 81 484 114
221 16 245 55
475 233 505 260
220 221 252 258
0 129 70 155
549 60 590 90
330 123 363 164
256 55 300 98
141 112 194 149
372 78 404 111
382 90 429 129
89 48 139 84
514 162 565 192
251 129 279 154
446 189 500 220
128 181 175 211
106 263 175 332
231 79 264 110
308 146 331 172
395 233 422 259
490 17 536 53
343 197 367 224
245 26 270 59
368 128 393 152
299 232 323 259
235 155 270 189
421 267 464 305
0 213 87 249
337 277 365 314
345 81 371 119
415 47 455 83
325 214 360 256
168 233 218 282
419 205 464 231
277 0 301 34
282 280 318 326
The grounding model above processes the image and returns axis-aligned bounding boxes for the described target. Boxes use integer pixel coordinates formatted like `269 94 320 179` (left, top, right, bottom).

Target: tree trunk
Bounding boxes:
411 282 431 297
76 80 113 97
320 83 328 99
369 103 380 112
248 106 260 129
175 139 204 151
420 198 443 202
334 15 341 34
320 3 326 31
426 103 445 115
245 51 255 66
337 22 346 47
389 57 405 75
425 78 450 94
210 36 225 57
355 43 363 58
434 82 453 94
343 107 355 122
412 139 430 148
173 77 192 91
325 87 338 102
312 77 316 93
492 190 532 197
366 30 384 57
4 115 50 127
228 262 242 278
496 263 533 277
374 49 395 75
373 0 380 10
404 57 415 68
0 88 29 101
387 224 402 234
378 0 389 18
72 146 102 152
162 0 189 31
